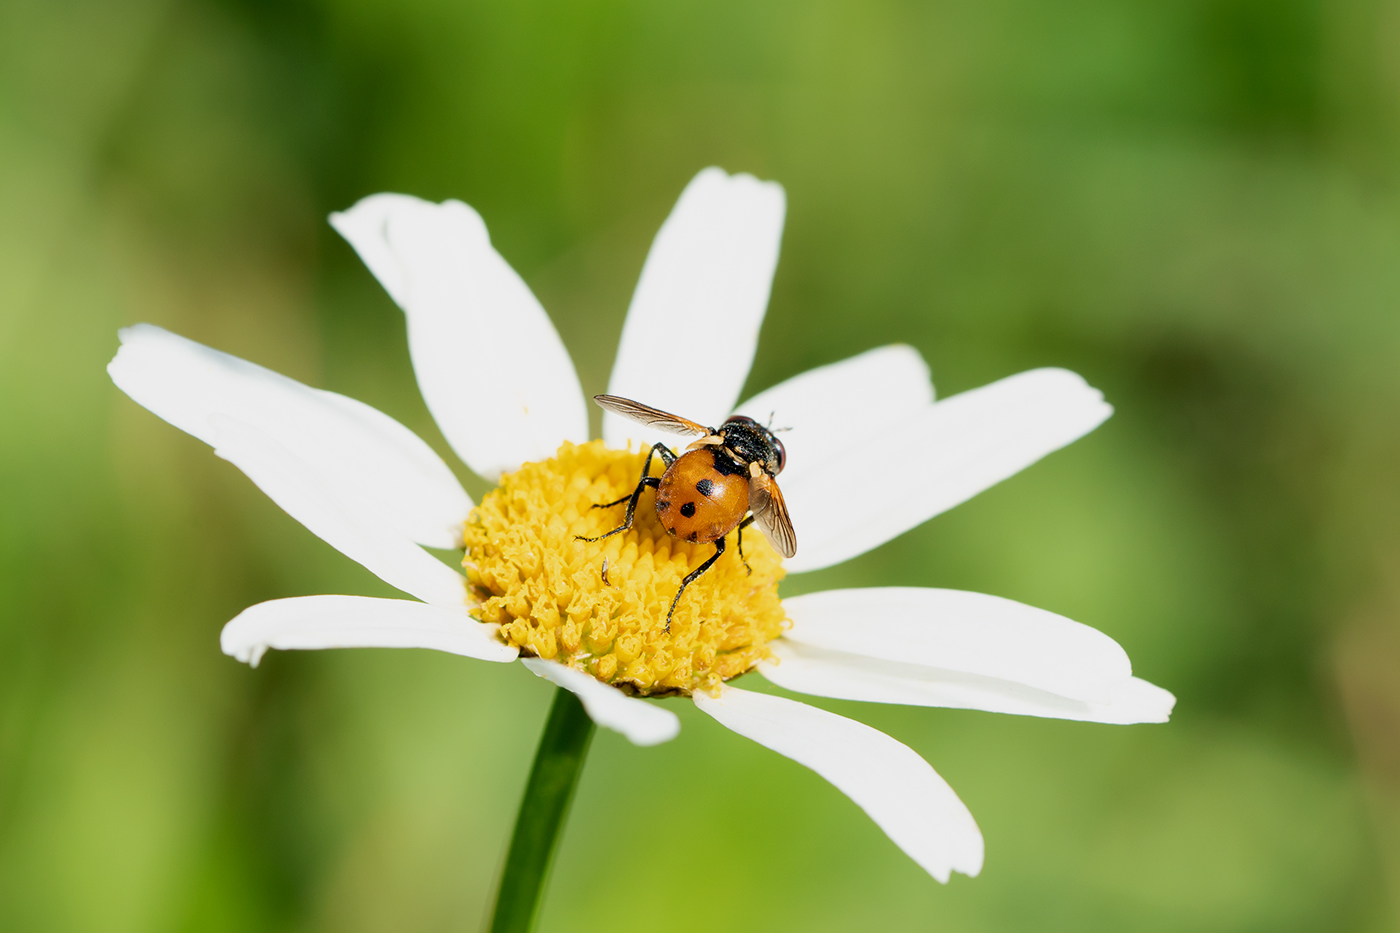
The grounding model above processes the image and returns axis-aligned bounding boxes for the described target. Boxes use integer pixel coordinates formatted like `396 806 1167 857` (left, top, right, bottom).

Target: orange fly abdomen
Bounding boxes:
655 447 749 545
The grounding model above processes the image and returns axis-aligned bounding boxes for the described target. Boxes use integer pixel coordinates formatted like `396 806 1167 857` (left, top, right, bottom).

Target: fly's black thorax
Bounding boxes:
718 421 780 474
704 446 747 477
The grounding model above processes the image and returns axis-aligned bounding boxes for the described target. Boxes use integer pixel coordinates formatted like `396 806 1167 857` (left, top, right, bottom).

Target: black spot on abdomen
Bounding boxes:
680 501 697 518
695 478 715 497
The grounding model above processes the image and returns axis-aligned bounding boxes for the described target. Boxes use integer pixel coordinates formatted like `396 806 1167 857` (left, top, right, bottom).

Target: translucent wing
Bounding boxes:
749 472 797 559
593 395 711 437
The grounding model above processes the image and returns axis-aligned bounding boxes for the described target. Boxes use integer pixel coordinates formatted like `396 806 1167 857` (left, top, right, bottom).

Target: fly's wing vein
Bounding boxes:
749 472 797 558
593 395 711 437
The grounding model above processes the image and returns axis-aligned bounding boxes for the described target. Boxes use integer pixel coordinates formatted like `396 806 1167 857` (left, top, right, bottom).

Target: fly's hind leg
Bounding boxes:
665 536 725 632
576 442 675 544
735 514 754 575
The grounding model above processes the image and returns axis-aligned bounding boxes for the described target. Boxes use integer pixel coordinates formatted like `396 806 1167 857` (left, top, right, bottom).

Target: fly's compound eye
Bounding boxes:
724 414 758 427
771 434 786 474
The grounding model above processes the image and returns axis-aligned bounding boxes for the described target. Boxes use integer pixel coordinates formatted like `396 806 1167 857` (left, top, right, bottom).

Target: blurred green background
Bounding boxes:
3 0 1400 930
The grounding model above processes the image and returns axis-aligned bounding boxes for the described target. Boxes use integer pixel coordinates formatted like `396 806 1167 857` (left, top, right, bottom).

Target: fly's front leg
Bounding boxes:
666 536 725 632
735 514 754 575
576 442 675 543
576 476 658 543
589 442 675 509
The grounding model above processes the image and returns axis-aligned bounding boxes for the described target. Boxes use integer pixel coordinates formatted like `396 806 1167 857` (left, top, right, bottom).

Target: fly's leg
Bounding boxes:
735 514 754 575
665 536 725 632
576 442 675 543
576 478 657 543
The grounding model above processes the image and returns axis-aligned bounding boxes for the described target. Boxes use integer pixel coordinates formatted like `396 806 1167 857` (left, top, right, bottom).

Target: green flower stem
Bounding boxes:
489 687 596 933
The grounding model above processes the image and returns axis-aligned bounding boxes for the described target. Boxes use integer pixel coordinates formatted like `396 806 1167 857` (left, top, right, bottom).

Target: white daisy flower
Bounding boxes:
107 167 1174 885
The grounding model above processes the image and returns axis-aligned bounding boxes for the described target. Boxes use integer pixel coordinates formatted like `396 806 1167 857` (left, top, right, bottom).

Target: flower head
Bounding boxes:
108 167 1174 884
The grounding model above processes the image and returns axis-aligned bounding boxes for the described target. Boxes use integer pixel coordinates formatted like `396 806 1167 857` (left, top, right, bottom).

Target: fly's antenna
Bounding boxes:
765 411 792 433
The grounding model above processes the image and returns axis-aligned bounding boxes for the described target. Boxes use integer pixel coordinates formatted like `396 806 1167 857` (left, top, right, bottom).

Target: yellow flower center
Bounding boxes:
464 440 787 696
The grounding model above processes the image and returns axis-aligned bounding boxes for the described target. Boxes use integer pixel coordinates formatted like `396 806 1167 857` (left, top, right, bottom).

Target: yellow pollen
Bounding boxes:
464 440 787 696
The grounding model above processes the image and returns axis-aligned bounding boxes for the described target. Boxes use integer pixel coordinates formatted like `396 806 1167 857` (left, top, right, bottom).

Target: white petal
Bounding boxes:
209 415 468 609
782 588 1131 703
737 344 934 489
108 324 471 549
604 168 785 449
521 659 681 747
693 685 983 882
330 194 587 480
221 595 518 667
761 640 1175 724
784 367 1112 572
